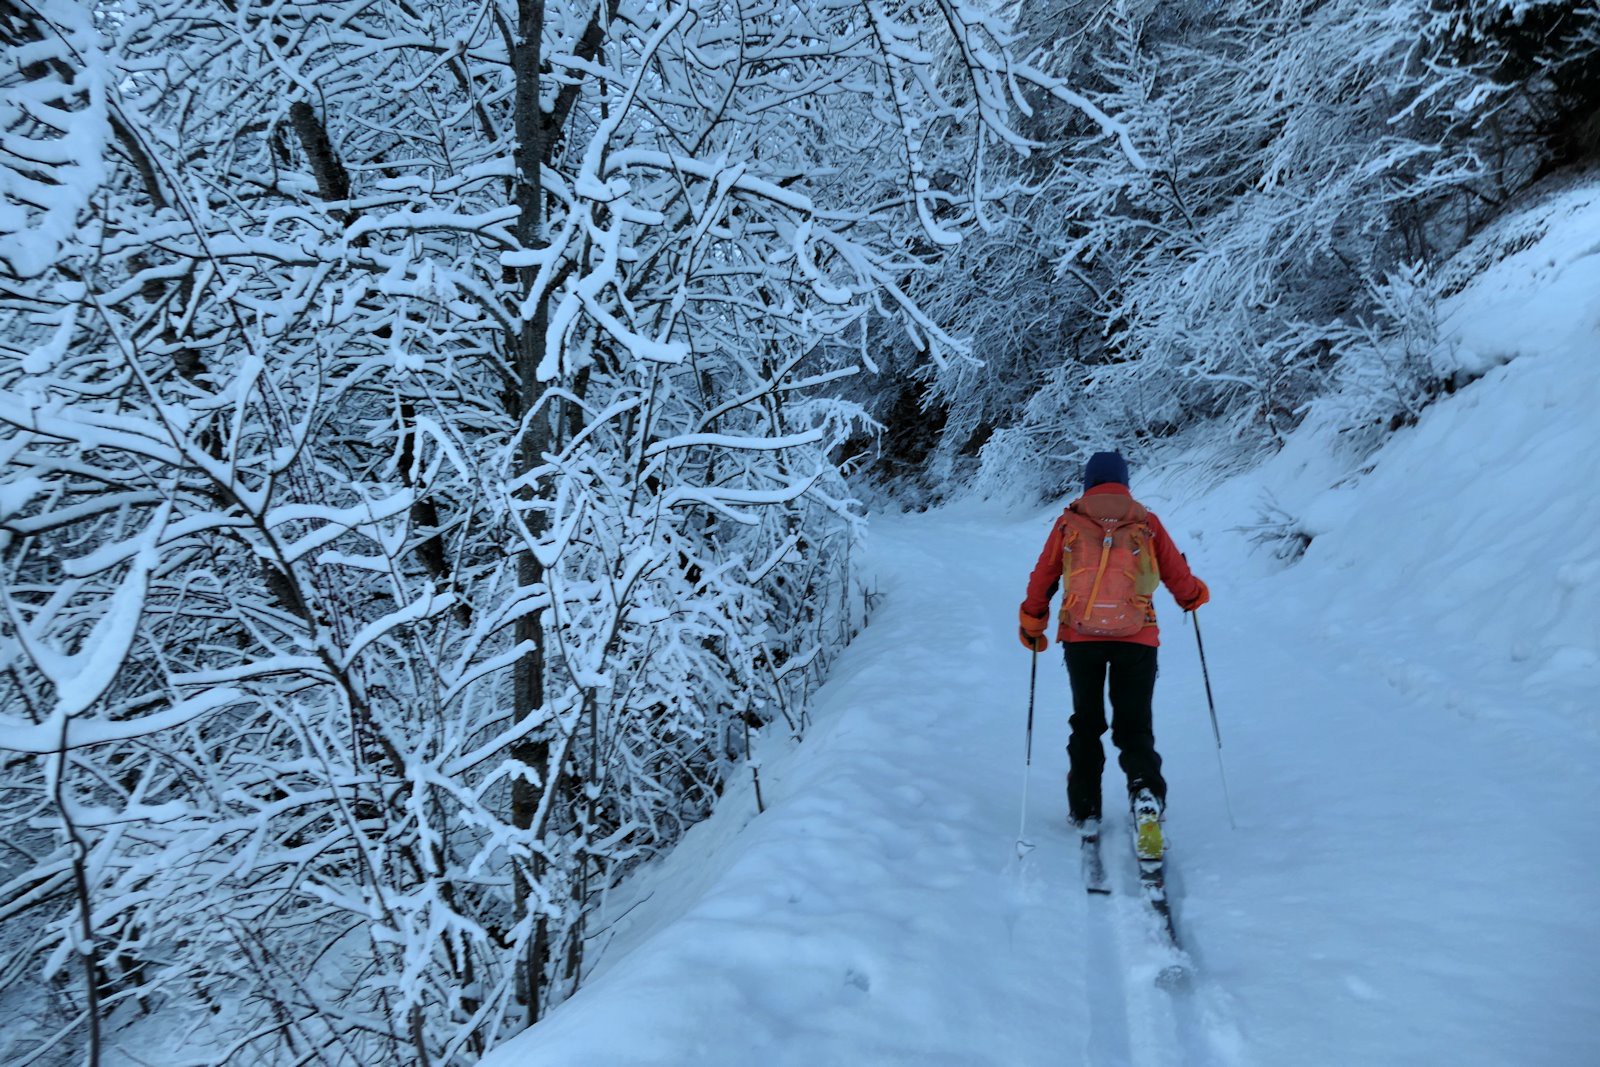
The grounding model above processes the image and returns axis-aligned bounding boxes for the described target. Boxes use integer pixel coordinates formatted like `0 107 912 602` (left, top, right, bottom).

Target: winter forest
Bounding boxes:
3 0 1598 1064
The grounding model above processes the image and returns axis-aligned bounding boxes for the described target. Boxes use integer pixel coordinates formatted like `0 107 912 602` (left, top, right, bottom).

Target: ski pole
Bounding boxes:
1191 610 1237 829
1016 650 1037 856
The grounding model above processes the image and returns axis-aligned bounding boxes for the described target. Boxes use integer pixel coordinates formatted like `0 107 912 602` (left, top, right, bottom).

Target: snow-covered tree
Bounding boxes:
870 0 1600 499
0 0 1135 1061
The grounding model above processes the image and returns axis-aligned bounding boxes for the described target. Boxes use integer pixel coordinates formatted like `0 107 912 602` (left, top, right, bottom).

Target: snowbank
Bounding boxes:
1186 174 1600 736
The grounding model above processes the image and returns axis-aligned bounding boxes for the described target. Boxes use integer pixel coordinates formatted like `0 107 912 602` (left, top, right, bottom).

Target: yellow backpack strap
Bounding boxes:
1060 520 1079 569
1132 522 1159 595
1123 501 1160 595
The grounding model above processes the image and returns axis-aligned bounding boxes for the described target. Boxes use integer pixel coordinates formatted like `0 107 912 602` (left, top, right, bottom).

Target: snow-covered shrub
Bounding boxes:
1318 263 1452 451
1235 493 1317 564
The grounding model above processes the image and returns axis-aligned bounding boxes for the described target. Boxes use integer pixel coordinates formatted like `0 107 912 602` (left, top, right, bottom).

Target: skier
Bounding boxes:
1017 450 1208 861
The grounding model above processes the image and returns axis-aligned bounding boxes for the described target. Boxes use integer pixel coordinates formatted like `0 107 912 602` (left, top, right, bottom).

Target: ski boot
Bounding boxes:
1131 787 1164 861
1068 777 1100 840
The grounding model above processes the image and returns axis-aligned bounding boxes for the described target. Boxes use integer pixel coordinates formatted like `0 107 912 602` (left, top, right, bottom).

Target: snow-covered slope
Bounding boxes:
480 185 1600 1066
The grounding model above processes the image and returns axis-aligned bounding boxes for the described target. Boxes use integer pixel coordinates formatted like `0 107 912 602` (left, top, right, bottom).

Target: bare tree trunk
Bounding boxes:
289 101 354 225
509 0 552 1028
54 732 101 1067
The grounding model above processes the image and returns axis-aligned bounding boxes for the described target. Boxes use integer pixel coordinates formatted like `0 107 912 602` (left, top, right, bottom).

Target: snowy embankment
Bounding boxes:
482 182 1600 1066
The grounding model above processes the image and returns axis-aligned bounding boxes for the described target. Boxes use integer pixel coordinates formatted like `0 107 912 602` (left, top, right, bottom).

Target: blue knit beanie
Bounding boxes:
1084 450 1129 490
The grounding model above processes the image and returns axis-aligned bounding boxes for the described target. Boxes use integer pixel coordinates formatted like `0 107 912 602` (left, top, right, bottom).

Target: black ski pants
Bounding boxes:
1063 641 1164 823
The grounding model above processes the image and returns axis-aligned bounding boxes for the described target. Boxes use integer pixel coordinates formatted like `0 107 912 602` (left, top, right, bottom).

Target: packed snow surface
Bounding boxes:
483 189 1600 1066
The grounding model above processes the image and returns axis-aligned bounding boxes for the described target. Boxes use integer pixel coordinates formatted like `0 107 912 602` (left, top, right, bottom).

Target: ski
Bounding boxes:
1080 832 1111 895
1138 855 1192 991
1138 857 1178 942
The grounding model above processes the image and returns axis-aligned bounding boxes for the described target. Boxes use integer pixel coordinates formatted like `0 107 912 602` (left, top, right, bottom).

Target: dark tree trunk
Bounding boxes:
508 0 553 1028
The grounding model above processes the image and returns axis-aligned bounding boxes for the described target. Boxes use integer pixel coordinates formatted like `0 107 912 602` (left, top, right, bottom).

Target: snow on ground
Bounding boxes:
482 186 1600 1066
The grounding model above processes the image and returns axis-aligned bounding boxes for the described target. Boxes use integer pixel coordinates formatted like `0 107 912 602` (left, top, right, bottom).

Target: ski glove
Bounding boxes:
1018 608 1049 652
1178 578 1210 613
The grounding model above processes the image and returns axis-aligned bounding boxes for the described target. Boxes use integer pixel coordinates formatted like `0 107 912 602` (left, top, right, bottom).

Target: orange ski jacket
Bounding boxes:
1020 483 1204 648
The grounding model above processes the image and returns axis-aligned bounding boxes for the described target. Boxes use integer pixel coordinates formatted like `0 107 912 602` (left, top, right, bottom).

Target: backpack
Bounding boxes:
1058 495 1161 637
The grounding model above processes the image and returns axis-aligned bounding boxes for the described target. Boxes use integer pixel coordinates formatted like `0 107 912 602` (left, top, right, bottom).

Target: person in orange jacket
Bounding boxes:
1018 451 1208 847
